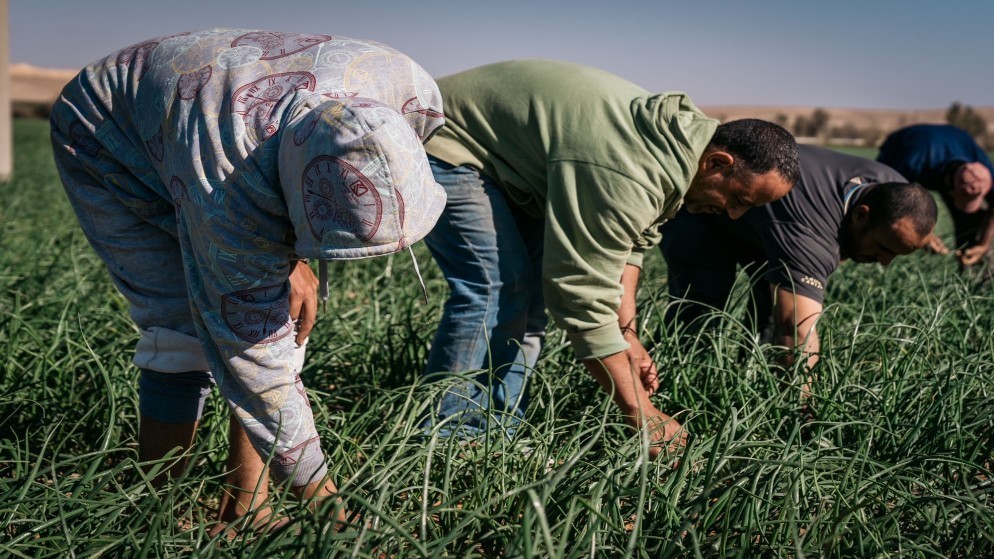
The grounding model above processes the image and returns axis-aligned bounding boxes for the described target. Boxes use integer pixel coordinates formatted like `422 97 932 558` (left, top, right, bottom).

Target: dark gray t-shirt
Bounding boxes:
731 144 907 303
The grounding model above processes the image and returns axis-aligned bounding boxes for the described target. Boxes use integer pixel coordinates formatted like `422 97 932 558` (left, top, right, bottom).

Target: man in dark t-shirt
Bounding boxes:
660 145 936 369
876 124 994 269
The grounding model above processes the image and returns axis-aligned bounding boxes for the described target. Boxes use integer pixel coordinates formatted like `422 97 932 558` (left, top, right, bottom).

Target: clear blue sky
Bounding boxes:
10 0 994 109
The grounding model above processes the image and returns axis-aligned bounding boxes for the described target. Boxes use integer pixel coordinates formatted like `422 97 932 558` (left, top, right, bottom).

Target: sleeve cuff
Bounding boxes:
568 322 631 361
626 248 645 268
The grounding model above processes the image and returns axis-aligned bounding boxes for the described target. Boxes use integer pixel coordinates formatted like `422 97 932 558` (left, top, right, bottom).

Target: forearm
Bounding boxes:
191 257 327 486
583 351 685 454
214 339 328 486
772 288 822 370
617 264 640 333
774 324 820 369
583 351 653 417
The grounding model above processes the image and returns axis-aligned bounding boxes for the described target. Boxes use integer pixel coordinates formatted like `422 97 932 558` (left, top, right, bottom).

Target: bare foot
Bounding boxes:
209 489 286 539
209 514 292 540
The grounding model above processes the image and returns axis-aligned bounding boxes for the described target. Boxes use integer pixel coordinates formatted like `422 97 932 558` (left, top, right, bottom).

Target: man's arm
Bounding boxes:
582 352 685 456
582 264 682 456
925 233 951 255
771 287 822 370
539 162 684 455
617 263 658 395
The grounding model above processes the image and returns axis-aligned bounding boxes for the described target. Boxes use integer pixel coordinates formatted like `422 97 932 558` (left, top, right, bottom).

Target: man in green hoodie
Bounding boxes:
420 60 800 453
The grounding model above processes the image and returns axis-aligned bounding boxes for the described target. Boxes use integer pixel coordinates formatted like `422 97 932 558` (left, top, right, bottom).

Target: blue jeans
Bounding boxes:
422 157 547 437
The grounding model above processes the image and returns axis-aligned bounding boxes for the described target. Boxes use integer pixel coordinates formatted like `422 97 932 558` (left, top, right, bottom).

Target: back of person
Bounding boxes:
877 124 994 265
877 124 993 190
54 28 444 212
426 59 716 220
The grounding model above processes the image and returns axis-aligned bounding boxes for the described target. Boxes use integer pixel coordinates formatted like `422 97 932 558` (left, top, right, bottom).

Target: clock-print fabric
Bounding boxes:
49 28 445 485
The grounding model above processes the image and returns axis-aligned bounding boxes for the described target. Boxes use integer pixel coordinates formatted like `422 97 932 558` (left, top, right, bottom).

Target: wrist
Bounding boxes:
619 316 637 337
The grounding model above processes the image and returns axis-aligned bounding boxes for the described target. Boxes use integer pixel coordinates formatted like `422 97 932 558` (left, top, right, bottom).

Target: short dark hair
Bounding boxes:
862 182 938 237
707 119 800 186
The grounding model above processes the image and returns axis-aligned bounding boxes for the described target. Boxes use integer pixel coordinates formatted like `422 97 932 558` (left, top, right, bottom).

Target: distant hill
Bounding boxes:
7 64 994 146
700 105 994 143
9 63 77 117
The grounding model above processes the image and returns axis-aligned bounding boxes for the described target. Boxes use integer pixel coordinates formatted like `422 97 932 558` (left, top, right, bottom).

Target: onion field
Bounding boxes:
2 119 992 557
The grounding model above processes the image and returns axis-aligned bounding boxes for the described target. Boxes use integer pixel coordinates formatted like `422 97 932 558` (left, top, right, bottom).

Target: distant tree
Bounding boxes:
830 123 859 139
946 102 988 140
793 108 830 139
861 127 884 146
810 108 830 138
774 113 790 129
792 114 811 137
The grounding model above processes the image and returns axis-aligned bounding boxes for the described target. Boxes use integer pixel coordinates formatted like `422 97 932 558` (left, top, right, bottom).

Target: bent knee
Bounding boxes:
138 369 213 424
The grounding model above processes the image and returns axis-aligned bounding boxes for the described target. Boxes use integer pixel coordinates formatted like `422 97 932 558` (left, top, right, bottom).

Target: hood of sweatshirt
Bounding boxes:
279 97 446 261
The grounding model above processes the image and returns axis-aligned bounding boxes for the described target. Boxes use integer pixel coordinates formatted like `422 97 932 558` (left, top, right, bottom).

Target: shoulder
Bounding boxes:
440 60 643 95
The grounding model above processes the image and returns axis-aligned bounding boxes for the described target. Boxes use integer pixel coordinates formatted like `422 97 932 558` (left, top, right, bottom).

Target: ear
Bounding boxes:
701 150 735 174
852 204 870 225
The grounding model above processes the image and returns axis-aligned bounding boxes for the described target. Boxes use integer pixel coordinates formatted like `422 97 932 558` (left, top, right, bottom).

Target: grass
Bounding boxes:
2 118 993 557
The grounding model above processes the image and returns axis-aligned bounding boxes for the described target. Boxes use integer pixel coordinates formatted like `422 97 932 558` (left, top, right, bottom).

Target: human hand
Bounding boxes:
623 330 658 396
926 234 951 255
642 407 687 459
956 243 989 267
289 260 319 345
583 352 685 460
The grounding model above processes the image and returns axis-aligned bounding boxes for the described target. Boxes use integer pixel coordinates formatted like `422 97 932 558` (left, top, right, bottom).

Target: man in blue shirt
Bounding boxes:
877 124 993 269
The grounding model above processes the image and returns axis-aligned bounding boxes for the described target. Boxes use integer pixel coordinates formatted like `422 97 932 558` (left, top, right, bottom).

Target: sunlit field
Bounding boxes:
2 119 992 557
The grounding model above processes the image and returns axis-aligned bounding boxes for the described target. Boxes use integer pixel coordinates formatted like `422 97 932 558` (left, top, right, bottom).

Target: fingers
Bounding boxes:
288 289 304 322
295 291 317 345
928 236 950 255
644 411 688 459
956 248 984 267
288 260 320 345
625 337 660 396
627 347 658 396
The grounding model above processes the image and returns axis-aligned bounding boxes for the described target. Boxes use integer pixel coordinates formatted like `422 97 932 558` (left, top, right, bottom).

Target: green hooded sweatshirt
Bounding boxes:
426 60 717 360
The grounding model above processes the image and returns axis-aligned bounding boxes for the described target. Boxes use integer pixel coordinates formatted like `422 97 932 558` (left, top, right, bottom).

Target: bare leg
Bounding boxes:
212 428 345 536
291 476 346 525
138 415 198 486
215 417 273 525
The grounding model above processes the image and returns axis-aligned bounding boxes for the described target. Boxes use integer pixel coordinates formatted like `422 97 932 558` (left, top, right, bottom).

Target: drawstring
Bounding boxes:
409 246 429 304
318 245 428 305
319 259 329 302
316 248 428 306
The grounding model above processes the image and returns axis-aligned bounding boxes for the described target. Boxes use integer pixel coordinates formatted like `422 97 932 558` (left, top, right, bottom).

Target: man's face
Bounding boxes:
842 215 929 266
685 167 793 220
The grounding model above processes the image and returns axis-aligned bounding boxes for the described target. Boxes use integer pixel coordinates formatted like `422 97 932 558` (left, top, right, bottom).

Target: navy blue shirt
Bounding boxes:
877 124 994 202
